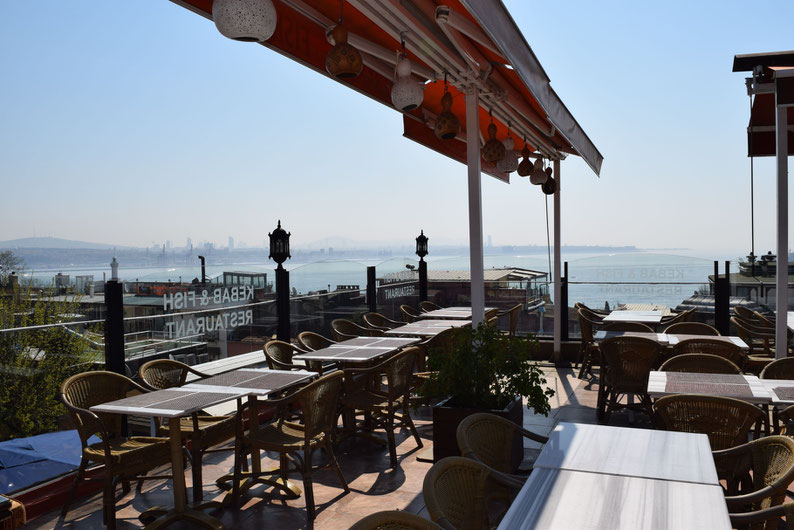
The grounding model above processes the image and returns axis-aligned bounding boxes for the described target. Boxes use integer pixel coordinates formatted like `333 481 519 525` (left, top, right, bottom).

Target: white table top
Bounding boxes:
603 310 664 324
294 336 418 362
534 422 718 485
418 307 496 319
91 387 244 419
666 334 749 351
182 368 316 396
384 319 470 337
497 468 730 530
594 331 669 344
647 371 771 404
758 378 794 404
788 312 794 332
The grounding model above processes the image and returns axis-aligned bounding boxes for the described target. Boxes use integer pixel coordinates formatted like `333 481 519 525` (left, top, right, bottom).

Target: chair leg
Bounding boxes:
402 398 423 448
136 470 147 494
191 444 203 504
386 410 398 468
302 446 316 521
103 475 116 530
325 439 349 493
61 457 88 518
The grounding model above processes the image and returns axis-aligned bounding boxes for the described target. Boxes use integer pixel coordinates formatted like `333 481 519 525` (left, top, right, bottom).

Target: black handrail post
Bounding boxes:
276 265 290 342
561 261 569 341
714 260 730 335
367 266 377 313
419 260 428 302
104 283 125 376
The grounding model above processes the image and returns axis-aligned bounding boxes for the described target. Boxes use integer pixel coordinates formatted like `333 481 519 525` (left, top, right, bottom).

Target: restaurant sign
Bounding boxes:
163 286 254 338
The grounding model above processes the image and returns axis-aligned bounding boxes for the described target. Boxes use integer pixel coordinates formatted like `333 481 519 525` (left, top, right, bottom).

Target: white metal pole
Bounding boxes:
465 86 485 326
553 159 562 360
775 98 789 359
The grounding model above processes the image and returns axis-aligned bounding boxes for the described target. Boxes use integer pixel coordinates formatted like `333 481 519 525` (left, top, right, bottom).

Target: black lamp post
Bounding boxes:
269 220 291 341
416 230 428 302
198 255 207 284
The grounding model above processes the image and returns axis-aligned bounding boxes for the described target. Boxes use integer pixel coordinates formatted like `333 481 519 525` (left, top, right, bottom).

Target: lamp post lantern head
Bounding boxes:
110 257 119 281
415 230 428 260
269 220 291 266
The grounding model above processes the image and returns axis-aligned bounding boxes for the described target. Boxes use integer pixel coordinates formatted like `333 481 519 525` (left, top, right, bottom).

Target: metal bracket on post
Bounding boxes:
713 261 730 335
367 266 377 313
276 266 290 342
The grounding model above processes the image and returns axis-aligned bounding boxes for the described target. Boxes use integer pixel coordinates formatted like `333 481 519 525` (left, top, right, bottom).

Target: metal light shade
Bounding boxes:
268 220 291 265
529 158 546 185
391 57 424 111
482 122 506 163
326 24 363 79
542 176 557 195
213 0 277 43
434 91 460 140
496 136 518 173
517 145 532 176
415 230 429 259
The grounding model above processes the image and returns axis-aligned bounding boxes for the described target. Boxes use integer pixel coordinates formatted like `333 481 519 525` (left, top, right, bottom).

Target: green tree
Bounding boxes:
0 285 101 440
0 250 24 283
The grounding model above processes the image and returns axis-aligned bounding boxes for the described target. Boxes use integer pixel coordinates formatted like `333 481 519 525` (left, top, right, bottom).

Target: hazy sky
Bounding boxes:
1 1 792 256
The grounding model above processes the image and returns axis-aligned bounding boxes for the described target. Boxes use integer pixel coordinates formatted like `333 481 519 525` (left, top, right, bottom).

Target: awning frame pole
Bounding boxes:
553 159 562 360
775 93 789 359
465 85 485 326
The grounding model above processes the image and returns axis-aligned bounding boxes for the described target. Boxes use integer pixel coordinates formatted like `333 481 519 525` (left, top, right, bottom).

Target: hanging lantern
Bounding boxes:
434 80 460 140
517 144 532 177
496 135 518 173
326 2 362 79
415 230 429 259
213 0 277 43
545 166 553 179
482 119 505 163
391 55 424 112
542 176 557 195
530 158 548 185
268 220 291 265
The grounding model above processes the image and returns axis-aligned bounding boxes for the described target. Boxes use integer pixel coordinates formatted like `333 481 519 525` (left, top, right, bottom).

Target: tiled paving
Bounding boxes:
30 366 653 529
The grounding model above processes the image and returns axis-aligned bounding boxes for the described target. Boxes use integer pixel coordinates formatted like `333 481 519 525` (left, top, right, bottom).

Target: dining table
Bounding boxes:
594 331 749 351
602 309 665 325
384 319 470 338
293 336 419 364
646 371 771 404
418 306 495 320
498 422 731 529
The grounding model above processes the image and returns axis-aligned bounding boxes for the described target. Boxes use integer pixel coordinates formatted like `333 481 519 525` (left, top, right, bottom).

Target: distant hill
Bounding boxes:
0 237 129 250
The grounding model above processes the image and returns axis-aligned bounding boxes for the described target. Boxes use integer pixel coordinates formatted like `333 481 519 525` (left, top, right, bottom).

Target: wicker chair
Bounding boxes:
761 358 794 380
363 311 403 331
576 307 602 379
350 510 442 530
342 348 423 468
664 322 721 336
653 394 764 451
264 339 323 374
731 316 776 358
601 321 654 332
659 353 741 374
232 371 348 520
422 456 523 530
400 304 420 323
456 412 548 480
658 307 695 328
671 338 747 370
331 318 384 341
713 435 794 525
574 302 608 318
754 311 775 327
59 371 171 529
496 303 523 337
597 336 661 423
730 503 794 530
297 331 336 351
419 301 443 313
735 305 765 324
138 359 236 504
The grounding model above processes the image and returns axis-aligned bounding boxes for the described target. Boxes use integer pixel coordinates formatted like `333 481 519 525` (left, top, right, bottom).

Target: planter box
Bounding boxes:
432 396 523 468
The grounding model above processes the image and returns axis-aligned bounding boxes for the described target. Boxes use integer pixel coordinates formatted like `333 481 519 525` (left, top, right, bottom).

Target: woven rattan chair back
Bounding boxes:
601 321 654 333
456 412 547 475
577 308 599 344
502 303 523 337
139 359 191 390
297 331 336 351
576 303 607 320
600 336 660 393
264 340 297 369
659 308 695 326
419 301 443 313
362 312 401 331
383 348 417 398
331 319 382 341
760 358 794 380
349 510 442 530
672 338 746 367
665 322 721 336
400 304 420 323
659 354 741 374
754 311 775 327
292 371 344 440
654 394 764 450
422 456 520 530
735 305 763 323
61 371 135 445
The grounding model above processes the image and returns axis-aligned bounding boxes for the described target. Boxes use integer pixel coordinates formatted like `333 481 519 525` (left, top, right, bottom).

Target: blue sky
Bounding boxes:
1 1 792 256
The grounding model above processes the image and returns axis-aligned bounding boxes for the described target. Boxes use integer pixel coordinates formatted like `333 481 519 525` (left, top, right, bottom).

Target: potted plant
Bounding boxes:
421 322 554 465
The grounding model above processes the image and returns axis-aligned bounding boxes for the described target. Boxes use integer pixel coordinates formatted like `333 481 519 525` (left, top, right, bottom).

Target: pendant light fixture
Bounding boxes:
434 75 460 140
517 138 532 177
496 127 518 173
482 111 506 163
326 0 363 79
213 0 277 43
530 158 548 185
542 175 557 195
391 38 424 112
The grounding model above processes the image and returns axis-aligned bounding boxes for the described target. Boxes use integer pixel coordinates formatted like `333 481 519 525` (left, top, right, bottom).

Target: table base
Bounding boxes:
216 467 302 506
139 503 224 529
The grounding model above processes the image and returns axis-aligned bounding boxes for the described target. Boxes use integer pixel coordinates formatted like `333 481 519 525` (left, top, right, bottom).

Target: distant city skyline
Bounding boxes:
1 2 793 257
